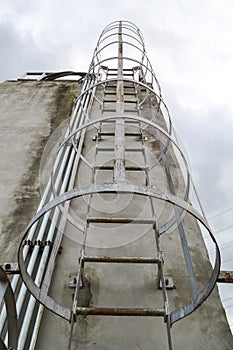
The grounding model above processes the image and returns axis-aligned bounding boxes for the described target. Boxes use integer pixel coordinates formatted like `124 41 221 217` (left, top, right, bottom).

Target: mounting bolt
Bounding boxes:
68 276 77 288
2 262 19 275
159 276 175 290
93 134 101 141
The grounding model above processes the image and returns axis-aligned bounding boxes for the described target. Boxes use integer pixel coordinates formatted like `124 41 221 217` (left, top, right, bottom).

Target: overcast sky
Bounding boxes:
1 0 233 330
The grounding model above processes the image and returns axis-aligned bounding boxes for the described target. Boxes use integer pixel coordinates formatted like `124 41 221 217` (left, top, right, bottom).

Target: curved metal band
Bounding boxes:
61 115 187 194
51 113 189 234
98 32 144 51
89 55 159 88
91 40 148 67
100 22 144 42
91 54 153 91
72 78 167 129
18 182 220 323
94 33 146 56
0 266 18 349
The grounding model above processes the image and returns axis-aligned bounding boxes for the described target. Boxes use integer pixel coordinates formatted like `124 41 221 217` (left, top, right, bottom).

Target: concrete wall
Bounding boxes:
0 79 232 350
0 79 80 263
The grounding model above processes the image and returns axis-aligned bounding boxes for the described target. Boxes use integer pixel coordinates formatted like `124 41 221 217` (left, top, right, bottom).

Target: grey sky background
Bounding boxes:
1 0 233 331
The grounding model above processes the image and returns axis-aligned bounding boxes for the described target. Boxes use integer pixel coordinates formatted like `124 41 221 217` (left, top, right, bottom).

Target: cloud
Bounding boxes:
0 15 63 81
168 98 233 216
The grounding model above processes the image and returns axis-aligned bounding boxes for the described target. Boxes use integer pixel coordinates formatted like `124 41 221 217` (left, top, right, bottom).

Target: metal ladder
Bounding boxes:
16 20 220 350
68 66 173 349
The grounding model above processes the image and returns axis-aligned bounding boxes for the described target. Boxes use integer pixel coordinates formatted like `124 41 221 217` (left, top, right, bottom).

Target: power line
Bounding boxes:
221 257 233 265
215 224 233 234
222 297 233 303
208 240 233 254
208 206 233 221
203 222 233 239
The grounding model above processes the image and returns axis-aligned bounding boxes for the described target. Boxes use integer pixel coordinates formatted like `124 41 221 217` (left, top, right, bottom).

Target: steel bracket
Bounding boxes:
1 263 19 275
159 276 175 290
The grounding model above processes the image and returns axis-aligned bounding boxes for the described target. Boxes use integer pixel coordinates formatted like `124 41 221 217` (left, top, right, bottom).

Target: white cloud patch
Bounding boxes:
0 14 64 81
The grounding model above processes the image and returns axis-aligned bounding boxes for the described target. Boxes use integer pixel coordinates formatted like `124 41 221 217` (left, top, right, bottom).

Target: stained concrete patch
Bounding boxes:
0 80 80 262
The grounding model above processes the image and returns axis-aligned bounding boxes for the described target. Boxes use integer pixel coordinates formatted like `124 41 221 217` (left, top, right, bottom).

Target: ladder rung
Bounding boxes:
124 100 137 104
103 99 117 103
96 147 115 152
88 217 152 224
105 84 117 88
76 307 165 317
103 99 136 104
100 119 139 125
99 132 141 137
102 103 137 108
94 165 114 170
125 147 144 152
94 165 146 171
125 166 146 171
98 132 115 136
82 255 159 264
124 120 140 124
103 108 116 112
124 108 138 112
126 132 141 136
99 120 116 123
96 147 143 152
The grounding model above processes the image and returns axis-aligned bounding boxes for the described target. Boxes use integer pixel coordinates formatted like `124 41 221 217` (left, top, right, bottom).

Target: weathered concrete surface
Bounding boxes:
0 79 80 263
0 79 232 350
